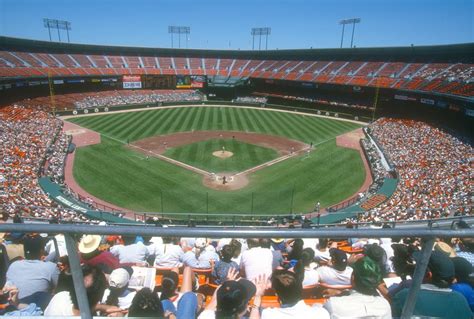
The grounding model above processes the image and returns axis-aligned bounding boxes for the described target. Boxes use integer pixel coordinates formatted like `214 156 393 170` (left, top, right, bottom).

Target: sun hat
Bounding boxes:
78 235 101 254
109 268 131 289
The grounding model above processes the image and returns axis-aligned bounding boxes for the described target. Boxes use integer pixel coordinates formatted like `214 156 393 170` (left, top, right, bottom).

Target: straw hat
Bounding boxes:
78 235 101 254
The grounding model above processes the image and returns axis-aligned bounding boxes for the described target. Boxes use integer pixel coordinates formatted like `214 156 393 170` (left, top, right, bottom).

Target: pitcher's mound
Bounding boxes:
212 151 234 159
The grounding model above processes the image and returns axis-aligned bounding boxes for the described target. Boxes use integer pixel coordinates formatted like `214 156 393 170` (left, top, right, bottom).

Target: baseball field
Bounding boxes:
67 106 366 216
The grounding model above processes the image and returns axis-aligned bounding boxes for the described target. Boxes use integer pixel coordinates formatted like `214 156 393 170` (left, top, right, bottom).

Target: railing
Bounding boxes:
0 223 473 318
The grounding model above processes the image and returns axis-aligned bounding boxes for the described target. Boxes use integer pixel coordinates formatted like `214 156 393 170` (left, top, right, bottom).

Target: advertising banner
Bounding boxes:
123 75 142 89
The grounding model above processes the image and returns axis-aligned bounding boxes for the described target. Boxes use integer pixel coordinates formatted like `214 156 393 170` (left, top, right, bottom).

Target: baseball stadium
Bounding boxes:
0 1 473 318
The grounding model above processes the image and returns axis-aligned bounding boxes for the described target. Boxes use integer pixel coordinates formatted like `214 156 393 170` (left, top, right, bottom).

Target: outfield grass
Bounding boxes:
164 139 279 172
69 106 366 215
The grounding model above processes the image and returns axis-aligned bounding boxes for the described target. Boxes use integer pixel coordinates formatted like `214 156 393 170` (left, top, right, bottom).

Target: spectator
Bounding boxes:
6 235 59 309
181 238 219 269
44 265 107 316
294 247 319 286
392 250 472 319
240 238 273 281
128 287 164 317
324 256 391 318
79 235 119 274
212 245 239 284
261 238 284 270
260 269 330 318
317 248 353 286
110 235 149 265
199 268 259 319
451 256 474 312
154 237 184 268
314 238 331 265
101 267 136 311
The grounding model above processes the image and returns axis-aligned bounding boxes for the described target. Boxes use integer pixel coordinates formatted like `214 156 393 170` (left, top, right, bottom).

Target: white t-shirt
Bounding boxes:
154 244 184 268
240 247 273 281
261 300 330 319
198 309 215 319
317 266 353 286
101 288 137 309
303 267 319 286
324 290 392 319
44 291 74 316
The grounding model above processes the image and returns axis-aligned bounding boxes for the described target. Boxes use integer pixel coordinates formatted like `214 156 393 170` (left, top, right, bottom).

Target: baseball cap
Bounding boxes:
434 241 456 257
414 250 455 282
109 268 130 289
330 248 348 271
352 257 382 294
217 279 256 315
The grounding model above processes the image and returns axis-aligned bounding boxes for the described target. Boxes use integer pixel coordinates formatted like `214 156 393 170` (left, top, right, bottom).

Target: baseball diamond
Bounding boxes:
67 105 366 215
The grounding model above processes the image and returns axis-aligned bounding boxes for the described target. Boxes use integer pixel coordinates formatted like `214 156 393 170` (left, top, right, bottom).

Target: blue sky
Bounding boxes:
0 0 472 50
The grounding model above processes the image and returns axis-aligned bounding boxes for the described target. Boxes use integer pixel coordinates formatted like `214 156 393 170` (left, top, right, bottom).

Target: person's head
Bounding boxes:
421 250 455 288
301 247 315 267
70 265 106 311
352 257 382 295
289 239 304 259
216 279 256 319
391 243 416 279
271 269 302 305
78 235 101 259
160 271 179 301
318 238 329 249
293 248 315 283
451 256 473 285
260 238 271 249
229 239 242 258
220 245 235 263
122 236 136 246
162 236 179 245
106 268 131 306
247 238 260 249
329 248 348 271
128 288 164 317
364 244 388 276
23 235 45 260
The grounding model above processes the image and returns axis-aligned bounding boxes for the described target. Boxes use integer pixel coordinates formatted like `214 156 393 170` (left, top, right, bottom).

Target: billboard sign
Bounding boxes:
123 75 142 89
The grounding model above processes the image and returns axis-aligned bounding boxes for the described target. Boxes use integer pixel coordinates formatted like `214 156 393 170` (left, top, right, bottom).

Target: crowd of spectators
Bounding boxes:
0 105 86 222
233 96 268 104
73 90 203 109
0 223 472 318
357 118 472 223
361 137 390 193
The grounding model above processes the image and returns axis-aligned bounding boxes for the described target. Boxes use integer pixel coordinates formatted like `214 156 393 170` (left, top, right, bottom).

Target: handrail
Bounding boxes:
0 223 473 238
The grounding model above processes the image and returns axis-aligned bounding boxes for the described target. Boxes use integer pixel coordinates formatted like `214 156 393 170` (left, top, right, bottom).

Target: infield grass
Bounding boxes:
164 139 279 172
69 106 366 215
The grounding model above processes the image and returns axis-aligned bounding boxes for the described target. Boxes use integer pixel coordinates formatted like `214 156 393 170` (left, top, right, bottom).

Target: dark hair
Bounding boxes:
106 286 127 306
129 288 164 317
247 238 260 249
220 245 235 263
160 271 178 301
260 238 271 249
318 238 329 249
288 239 304 261
70 265 106 311
23 235 45 260
293 248 315 284
271 269 302 305
229 239 242 258
122 236 136 246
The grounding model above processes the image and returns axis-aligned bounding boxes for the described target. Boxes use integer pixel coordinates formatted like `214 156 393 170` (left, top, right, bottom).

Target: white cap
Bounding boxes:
195 238 207 248
109 268 130 289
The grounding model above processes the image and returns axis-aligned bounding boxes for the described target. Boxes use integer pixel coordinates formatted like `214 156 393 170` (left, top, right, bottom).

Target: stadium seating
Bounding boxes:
0 49 473 97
